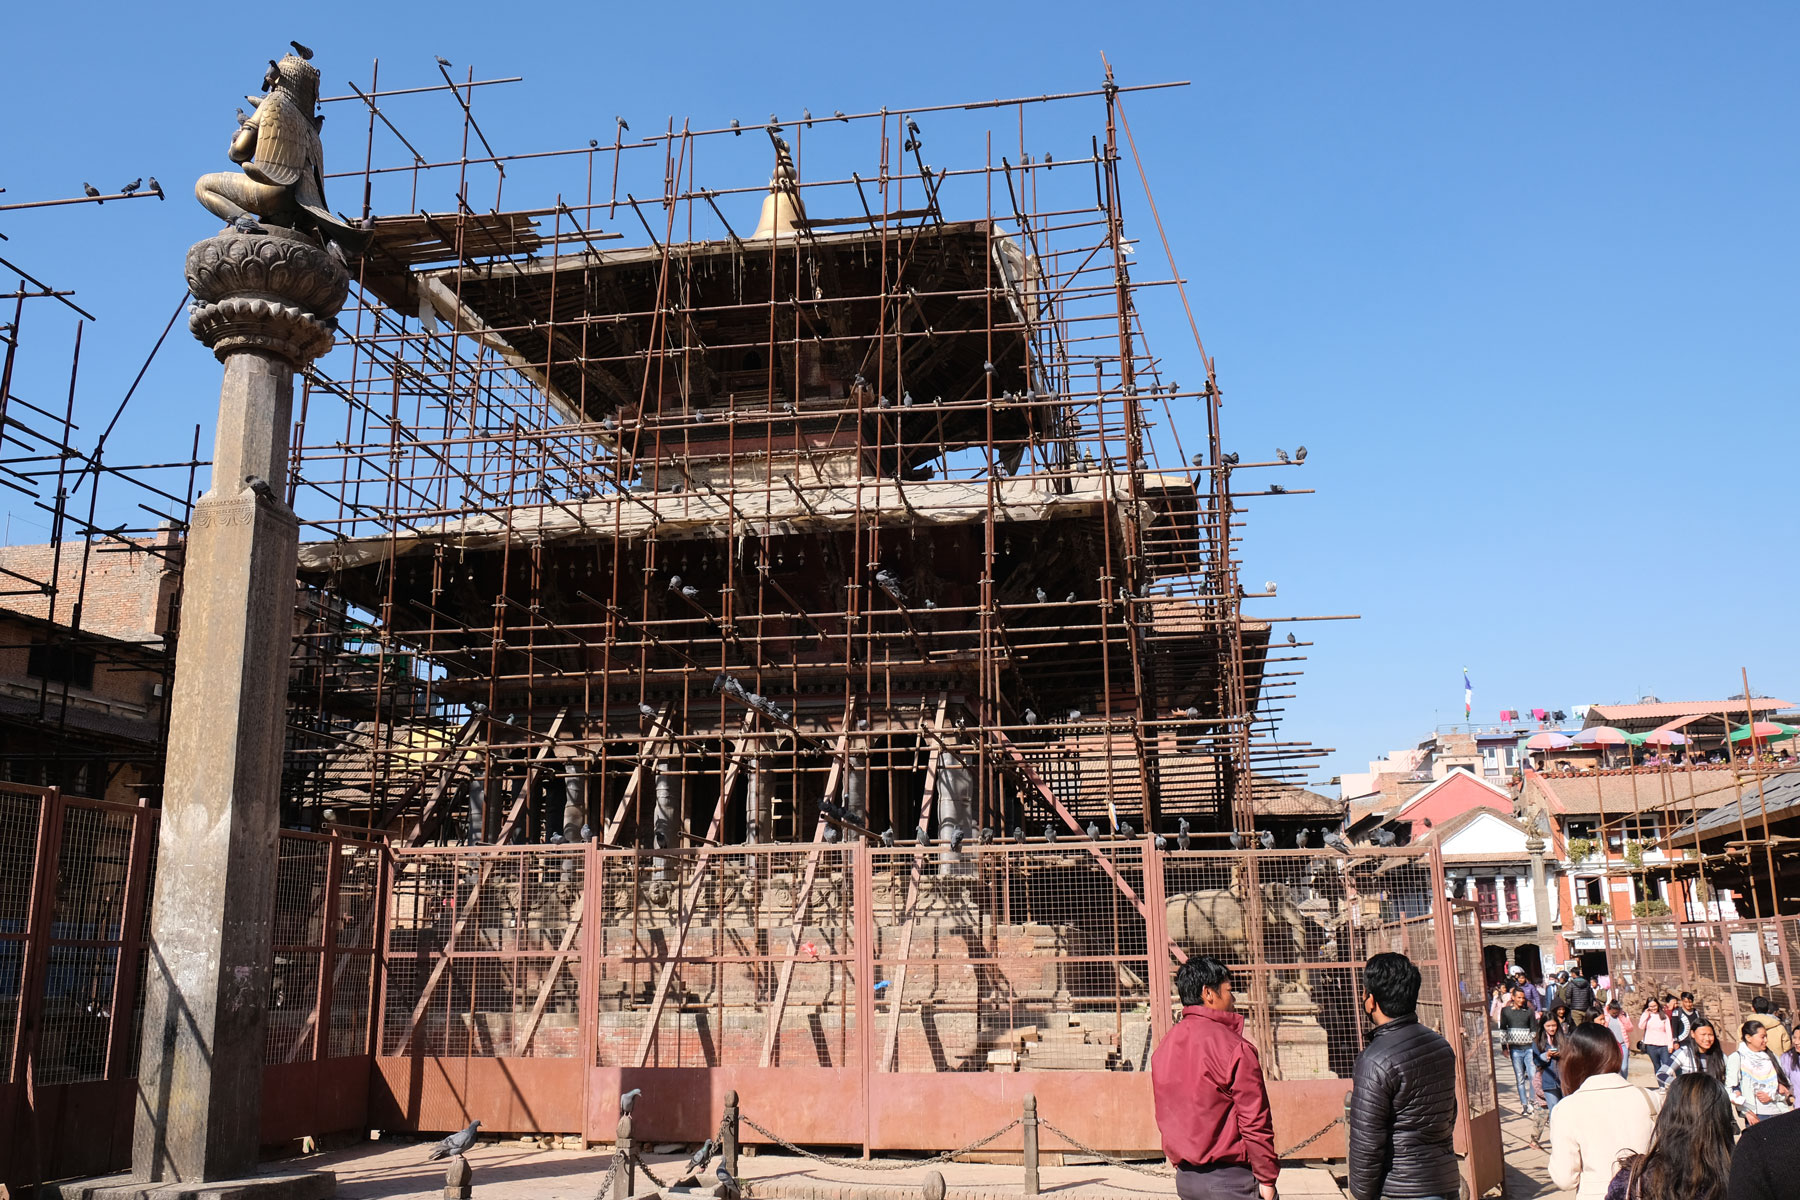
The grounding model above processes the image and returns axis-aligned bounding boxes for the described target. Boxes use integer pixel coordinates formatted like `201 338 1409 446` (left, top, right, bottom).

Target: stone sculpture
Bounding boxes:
194 44 367 254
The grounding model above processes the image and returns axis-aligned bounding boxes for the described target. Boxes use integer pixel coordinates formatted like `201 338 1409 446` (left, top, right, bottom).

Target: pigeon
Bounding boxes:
244 475 275 500
620 1088 642 1114
1265 581 1277 595
1294 829 1309 849
1044 823 1058 844
681 585 700 600
1117 821 1134 838
236 106 249 126
979 827 994 844
1294 445 1307 463
983 360 996 376
290 40 314 60
1269 484 1287 495
878 393 892 408
83 182 102 203
582 824 593 841
549 833 565 844
717 1164 741 1199
834 109 849 121
730 119 742 136
264 60 282 91
426 1120 481 1160
803 108 813 126
120 178 142 195
617 116 631 132
902 391 914 407
1185 706 1200 720
148 176 163 198
1177 818 1191 852
1022 709 1038 726
1372 828 1397 847
1325 832 1353 854
639 703 657 718
948 826 964 853
1154 834 1167 850
1258 830 1275 850
1229 831 1246 850
436 55 452 67
1035 588 1047 603
686 1139 717 1174
822 826 839 844
881 827 895 847
1222 451 1239 465
1067 709 1082 722
1287 632 1297 645
1276 449 1290 464
1065 592 1077 604
1190 452 1205 468
1086 821 1099 840
1012 826 1025 842
590 138 599 148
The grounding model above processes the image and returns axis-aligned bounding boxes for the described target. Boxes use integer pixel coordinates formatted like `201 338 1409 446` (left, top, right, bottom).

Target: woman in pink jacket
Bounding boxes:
1638 998 1674 1084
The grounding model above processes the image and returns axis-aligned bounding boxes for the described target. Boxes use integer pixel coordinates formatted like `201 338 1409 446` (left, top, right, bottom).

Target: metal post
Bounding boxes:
722 1090 739 1179
612 1114 634 1199
1022 1093 1039 1196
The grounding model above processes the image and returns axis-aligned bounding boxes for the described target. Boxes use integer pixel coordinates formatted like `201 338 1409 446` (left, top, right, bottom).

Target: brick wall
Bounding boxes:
0 529 180 643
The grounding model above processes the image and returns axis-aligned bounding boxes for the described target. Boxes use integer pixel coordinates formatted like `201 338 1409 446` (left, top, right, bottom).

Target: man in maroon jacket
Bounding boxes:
1152 956 1280 1200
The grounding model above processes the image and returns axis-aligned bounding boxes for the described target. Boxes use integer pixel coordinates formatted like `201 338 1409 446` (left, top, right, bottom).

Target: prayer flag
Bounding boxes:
1463 669 1473 718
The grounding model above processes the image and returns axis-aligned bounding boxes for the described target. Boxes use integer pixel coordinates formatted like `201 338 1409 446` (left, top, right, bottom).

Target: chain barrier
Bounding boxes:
590 1153 617 1200
739 1114 1022 1171
1035 1119 1173 1178
1275 1115 1344 1159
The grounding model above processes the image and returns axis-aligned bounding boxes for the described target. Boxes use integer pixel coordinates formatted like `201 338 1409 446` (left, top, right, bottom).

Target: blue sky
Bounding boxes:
2 3 1795 785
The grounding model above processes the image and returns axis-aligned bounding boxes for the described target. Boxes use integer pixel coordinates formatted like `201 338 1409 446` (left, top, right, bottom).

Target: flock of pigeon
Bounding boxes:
424 1088 741 1196
81 178 163 203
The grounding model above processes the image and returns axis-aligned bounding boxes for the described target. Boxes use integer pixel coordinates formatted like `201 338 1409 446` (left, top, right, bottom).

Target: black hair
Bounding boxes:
1686 1020 1726 1082
1753 995 1771 1014
1561 1021 1622 1093
1175 956 1232 1007
1363 952 1422 1020
1617 1074 1735 1200
1681 991 1694 1001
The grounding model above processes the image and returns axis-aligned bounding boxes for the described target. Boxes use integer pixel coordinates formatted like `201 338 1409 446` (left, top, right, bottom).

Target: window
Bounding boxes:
1475 878 1499 922
1605 815 1660 851
1503 876 1520 922
27 641 95 690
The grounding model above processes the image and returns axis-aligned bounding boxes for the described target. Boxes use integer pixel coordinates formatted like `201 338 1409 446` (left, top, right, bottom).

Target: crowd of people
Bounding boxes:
1151 952 1796 1200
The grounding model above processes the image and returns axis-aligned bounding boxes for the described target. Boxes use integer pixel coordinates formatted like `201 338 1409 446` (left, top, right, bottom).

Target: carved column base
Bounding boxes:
184 227 349 367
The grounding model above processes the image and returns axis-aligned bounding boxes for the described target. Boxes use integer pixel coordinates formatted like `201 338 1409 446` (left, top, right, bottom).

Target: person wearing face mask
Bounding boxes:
1726 1020 1794 1126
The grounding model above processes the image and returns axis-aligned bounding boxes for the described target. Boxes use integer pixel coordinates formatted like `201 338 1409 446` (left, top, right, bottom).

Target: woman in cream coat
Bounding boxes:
1548 1022 1661 1200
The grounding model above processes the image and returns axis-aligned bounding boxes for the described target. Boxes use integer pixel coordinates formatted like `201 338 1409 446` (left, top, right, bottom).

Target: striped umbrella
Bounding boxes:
1571 726 1630 746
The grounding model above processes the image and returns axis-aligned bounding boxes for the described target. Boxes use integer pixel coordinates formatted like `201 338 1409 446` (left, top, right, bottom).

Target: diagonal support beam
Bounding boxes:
993 730 1184 964
631 714 756 1067
377 712 482 834
878 693 949 1073
515 906 584 1055
759 704 855 1067
602 703 673 846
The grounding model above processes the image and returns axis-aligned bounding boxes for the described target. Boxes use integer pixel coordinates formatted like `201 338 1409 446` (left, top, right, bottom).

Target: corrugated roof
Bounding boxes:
1588 699 1794 723
1526 765 1750 815
1668 771 1800 845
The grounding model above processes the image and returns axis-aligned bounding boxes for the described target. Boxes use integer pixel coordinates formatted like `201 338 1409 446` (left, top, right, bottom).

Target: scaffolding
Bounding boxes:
282 62 1336 858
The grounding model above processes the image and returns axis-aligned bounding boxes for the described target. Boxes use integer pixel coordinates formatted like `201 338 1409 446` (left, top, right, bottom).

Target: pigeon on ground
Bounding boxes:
426 1120 481 1161
685 1139 716 1173
1259 830 1276 850
620 1088 641 1114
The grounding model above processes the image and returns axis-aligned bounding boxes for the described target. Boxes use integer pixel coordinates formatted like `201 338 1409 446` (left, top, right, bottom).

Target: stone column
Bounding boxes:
128 228 345 1192
1527 831 1555 974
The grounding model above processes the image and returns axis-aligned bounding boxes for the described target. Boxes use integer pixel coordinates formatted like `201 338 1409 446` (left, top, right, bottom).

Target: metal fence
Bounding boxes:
1605 913 1800 1041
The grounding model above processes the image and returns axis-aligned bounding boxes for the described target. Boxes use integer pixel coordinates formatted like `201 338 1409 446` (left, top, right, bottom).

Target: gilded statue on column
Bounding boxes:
194 42 367 255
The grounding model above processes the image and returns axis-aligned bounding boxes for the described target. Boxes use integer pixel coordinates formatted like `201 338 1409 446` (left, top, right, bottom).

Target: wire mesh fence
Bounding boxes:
0 784 45 1085
1605 914 1800 1046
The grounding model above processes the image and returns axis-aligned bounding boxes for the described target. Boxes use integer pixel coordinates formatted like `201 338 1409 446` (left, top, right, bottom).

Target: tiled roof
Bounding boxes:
1587 699 1794 723
1525 765 1750 816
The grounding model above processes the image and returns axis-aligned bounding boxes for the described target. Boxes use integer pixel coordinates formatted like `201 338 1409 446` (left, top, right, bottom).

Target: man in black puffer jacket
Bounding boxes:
1347 952 1461 1200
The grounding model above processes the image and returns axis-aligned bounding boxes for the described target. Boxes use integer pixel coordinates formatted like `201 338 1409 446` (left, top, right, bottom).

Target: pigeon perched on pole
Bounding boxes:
1228 831 1246 850
1177 817 1191 852
1276 448 1290 464
1294 446 1307 463
1044 823 1058 844
620 1088 642 1114
83 183 102 203
1259 830 1276 850
1086 821 1099 840
1325 832 1353 855
426 1120 481 1160
120 178 142 195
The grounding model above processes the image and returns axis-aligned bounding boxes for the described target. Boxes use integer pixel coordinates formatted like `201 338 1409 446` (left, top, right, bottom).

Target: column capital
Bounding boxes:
185 227 349 367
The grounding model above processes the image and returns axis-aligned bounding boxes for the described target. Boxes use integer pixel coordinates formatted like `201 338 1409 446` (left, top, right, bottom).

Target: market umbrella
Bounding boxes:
1525 732 1573 750
1571 726 1630 746
1640 730 1689 747
1728 721 1800 743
